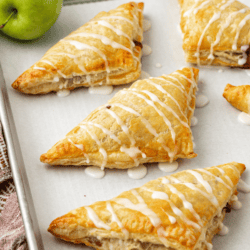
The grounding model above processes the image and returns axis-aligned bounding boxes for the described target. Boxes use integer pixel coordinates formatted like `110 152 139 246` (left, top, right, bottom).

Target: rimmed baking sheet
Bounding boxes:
0 0 249 249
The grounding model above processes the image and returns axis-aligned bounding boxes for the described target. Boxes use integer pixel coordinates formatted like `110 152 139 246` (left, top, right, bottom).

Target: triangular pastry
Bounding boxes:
179 0 250 67
223 83 250 113
48 162 246 249
40 67 198 169
12 2 144 94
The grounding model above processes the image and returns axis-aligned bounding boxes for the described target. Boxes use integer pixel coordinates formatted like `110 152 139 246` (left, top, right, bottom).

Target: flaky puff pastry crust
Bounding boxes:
40 67 198 169
179 0 250 67
12 2 144 94
223 84 250 113
48 162 246 250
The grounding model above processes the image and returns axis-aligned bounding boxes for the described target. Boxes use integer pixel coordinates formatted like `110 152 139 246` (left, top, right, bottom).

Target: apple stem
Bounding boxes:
0 9 17 29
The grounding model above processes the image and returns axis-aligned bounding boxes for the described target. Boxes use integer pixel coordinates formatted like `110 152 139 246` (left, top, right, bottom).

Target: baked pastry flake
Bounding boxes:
40 67 198 169
12 2 144 94
179 0 250 67
48 162 246 249
223 83 250 113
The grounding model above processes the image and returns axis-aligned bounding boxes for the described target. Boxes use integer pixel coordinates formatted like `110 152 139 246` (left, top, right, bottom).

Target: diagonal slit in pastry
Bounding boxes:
12 2 144 94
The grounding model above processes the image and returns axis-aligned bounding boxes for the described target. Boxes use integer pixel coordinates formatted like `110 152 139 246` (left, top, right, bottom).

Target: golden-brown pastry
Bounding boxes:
179 0 250 67
40 67 198 169
223 83 250 112
48 162 246 250
12 2 144 94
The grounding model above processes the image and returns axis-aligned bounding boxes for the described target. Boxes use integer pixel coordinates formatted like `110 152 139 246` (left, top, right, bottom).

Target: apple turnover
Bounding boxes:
48 162 245 250
179 0 250 67
40 67 198 169
12 2 144 94
223 83 250 113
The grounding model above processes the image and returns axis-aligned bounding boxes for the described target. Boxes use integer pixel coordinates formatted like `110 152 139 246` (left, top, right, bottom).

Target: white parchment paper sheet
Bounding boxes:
0 0 249 249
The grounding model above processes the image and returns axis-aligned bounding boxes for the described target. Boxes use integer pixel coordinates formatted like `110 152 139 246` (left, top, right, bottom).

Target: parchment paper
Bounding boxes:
0 0 249 249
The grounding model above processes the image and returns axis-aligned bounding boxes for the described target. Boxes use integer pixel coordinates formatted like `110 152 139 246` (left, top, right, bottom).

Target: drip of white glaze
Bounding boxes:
53 76 59 82
101 15 133 25
143 19 151 32
195 95 209 108
125 89 176 142
142 45 152 56
80 125 107 170
187 170 213 193
238 112 250 126
218 69 223 73
218 224 229 236
191 117 198 126
233 14 250 51
162 177 170 184
85 207 111 230
33 66 46 70
158 161 179 173
238 179 250 193
88 86 114 95
156 63 162 68
106 202 129 238
231 200 242 210
127 165 147 179
205 241 213 250
183 0 210 17
85 166 105 179
56 90 70 97
139 71 151 79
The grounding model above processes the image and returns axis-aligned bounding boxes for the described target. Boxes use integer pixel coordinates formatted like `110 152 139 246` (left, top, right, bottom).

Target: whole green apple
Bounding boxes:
0 0 63 40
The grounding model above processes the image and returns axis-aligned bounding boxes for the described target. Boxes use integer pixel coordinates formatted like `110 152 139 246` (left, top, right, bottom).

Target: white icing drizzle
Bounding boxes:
135 88 189 128
127 165 147 179
218 223 229 236
145 79 188 120
125 89 176 142
56 89 70 97
183 0 210 17
53 76 59 82
88 86 114 95
231 200 242 210
67 138 84 151
106 202 129 237
191 116 198 126
187 170 213 194
40 59 67 78
33 66 46 70
158 161 179 173
238 179 250 193
197 169 231 190
195 94 209 108
168 184 202 224
115 190 162 227
205 241 213 250
85 166 105 179
80 125 107 170
101 15 134 25
213 166 234 187
238 112 250 126
85 207 111 230
143 19 151 32
63 40 110 84
147 188 201 229
142 45 152 56
233 14 250 50
97 20 131 40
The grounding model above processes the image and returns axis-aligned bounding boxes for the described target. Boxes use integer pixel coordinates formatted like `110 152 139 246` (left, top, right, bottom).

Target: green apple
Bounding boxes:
0 0 63 40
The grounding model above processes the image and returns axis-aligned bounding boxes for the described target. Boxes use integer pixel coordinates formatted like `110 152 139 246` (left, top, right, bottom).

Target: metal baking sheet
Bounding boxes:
0 0 249 249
